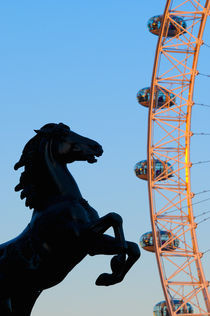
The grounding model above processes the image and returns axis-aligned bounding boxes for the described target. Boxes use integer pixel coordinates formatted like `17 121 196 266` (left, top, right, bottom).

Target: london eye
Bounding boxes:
135 0 210 315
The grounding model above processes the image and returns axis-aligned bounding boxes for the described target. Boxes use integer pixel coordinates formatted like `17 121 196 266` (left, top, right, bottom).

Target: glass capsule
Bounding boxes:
139 231 179 252
134 159 173 181
148 15 187 37
137 87 176 108
153 300 193 316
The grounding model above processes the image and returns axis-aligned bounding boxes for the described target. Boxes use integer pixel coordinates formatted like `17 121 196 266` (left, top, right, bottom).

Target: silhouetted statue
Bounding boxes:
0 123 140 315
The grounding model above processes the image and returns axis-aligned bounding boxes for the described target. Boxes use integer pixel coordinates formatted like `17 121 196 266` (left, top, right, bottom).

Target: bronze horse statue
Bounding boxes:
0 123 140 315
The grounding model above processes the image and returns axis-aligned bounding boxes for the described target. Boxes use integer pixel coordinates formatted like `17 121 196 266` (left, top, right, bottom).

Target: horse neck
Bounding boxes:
44 141 82 201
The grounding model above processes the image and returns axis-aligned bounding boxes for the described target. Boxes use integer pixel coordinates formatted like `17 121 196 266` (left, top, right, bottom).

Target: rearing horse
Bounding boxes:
0 123 140 315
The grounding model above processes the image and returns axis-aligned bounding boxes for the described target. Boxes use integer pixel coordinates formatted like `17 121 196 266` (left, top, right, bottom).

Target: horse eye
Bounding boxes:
73 144 81 151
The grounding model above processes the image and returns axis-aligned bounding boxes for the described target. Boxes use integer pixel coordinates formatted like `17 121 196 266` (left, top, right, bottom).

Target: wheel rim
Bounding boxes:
146 1 210 315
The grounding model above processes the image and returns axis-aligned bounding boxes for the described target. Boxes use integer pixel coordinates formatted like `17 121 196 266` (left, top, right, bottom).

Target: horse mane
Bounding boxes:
14 123 70 210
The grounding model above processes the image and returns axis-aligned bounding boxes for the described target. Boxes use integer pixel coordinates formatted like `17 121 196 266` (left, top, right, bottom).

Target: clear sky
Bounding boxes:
0 1 210 316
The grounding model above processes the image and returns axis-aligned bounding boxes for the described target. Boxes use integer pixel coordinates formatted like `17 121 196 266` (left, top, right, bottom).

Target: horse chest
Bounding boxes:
31 200 92 249
66 202 91 223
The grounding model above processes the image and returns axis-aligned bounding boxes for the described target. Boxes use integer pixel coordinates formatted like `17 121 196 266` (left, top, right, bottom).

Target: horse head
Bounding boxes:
14 123 103 209
35 123 103 164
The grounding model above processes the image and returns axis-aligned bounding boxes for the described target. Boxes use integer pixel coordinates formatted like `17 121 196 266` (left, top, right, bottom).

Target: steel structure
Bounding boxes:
147 0 210 315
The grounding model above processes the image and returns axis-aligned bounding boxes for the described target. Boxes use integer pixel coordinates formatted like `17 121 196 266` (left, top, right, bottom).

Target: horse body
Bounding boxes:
0 123 140 315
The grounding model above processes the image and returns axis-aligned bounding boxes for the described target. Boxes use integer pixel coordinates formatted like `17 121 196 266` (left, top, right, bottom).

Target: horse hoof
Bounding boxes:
95 273 123 286
95 273 110 286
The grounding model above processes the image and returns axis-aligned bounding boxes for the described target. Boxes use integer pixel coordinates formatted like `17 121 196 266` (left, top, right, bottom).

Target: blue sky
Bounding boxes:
0 1 210 315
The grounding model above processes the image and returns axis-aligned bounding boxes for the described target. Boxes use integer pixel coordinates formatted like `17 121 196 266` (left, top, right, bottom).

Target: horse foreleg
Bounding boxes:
88 234 140 286
96 241 140 286
89 212 127 253
109 241 140 281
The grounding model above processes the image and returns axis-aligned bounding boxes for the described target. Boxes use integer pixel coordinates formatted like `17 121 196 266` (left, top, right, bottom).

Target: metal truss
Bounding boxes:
147 0 210 315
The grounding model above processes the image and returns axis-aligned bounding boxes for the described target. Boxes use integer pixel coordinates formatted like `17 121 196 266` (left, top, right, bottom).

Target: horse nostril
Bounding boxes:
89 142 103 157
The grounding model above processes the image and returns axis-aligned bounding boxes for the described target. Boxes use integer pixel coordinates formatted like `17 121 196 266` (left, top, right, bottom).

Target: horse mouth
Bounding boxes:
87 150 103 163
87 155 98 164
87 146 103 163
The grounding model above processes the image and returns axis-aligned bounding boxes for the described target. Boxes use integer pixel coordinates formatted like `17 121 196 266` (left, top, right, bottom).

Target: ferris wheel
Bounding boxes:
135 0 210 315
